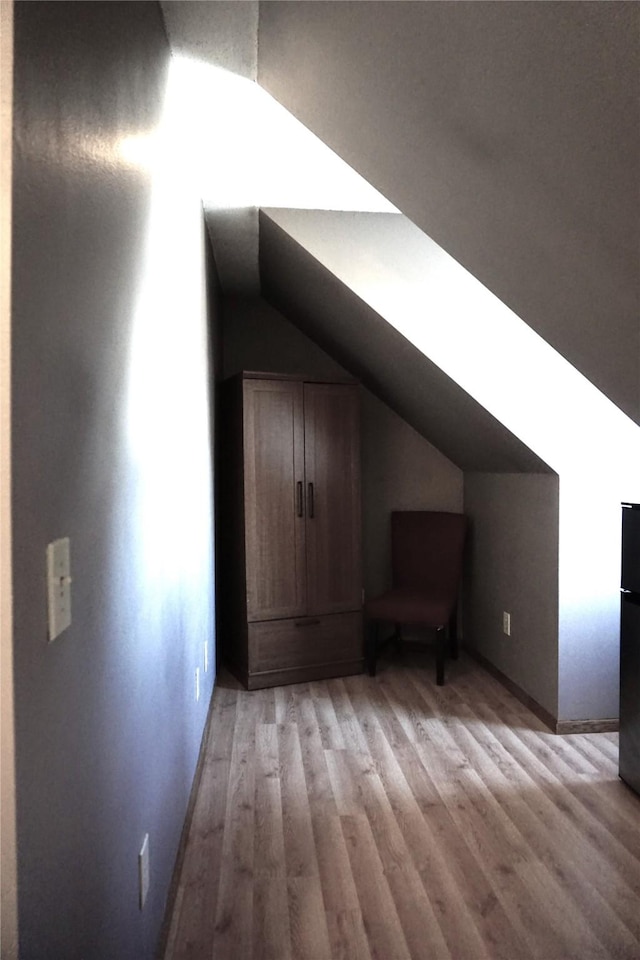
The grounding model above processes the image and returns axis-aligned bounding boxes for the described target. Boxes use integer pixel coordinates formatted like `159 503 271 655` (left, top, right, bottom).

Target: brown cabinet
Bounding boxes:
222 372 363 689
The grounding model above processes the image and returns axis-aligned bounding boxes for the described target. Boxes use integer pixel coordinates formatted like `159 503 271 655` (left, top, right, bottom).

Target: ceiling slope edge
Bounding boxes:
261 208 640 487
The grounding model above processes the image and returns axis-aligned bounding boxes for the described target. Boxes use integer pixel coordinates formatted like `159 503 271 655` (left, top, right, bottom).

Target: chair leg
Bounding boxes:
393 622 404 655
367 621 379 677
435 626 445 686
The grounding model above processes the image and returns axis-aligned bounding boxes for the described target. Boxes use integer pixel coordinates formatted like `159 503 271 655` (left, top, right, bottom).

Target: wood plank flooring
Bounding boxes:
163 649 640 960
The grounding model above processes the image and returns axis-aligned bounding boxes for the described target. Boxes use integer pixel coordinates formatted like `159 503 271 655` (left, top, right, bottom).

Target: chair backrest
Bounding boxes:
391 511 466 604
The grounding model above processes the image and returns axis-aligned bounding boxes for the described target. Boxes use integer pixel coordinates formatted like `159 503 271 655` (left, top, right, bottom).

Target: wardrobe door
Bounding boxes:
243 379 307 621
304 383 362 615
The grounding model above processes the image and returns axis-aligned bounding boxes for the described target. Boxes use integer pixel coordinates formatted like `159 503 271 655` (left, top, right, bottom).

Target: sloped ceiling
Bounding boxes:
260 209 551 473
259 1 640 426
159 1 629 472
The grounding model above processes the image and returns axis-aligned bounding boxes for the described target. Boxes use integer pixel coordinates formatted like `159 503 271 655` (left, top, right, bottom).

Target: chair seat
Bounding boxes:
365 588 451 627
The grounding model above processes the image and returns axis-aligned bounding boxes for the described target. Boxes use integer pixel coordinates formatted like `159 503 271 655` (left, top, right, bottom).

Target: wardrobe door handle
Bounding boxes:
308 482 314 518
296 481 304 517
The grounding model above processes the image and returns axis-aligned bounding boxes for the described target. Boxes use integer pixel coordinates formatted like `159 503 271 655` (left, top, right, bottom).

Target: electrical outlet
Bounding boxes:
139 834 150 910
503 611 511 636
195 667 200 702
203 641 208 674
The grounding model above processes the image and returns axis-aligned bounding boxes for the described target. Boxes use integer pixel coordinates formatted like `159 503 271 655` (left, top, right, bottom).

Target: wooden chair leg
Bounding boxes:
435 626 445 686
367 621 379 676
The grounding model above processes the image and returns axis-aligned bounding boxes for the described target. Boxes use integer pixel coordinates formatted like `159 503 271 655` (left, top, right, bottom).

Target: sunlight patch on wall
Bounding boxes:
122 58 215 642
132 56 400 215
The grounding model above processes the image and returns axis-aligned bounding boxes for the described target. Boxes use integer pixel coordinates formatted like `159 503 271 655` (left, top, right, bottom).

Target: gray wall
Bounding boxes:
11 4 217 957
161 0 258 79
464 473 560 718
223 295 346 382
361 392 463 598
259 1 640 425
222 296 463 598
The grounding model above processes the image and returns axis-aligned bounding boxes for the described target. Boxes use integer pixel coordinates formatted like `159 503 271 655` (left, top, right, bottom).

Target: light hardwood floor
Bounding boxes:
163 649 640 960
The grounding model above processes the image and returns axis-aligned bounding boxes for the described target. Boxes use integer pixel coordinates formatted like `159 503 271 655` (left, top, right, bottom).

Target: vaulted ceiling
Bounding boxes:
258 1 640 427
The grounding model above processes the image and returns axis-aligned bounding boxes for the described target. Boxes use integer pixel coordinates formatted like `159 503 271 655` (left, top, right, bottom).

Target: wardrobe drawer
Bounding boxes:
248 612 362 673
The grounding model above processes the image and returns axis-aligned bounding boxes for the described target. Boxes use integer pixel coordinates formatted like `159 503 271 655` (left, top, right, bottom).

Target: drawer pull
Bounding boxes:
294 618 321 627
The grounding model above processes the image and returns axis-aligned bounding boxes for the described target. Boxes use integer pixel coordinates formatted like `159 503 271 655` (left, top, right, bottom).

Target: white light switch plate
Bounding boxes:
47 538 72 642
139 833 150 909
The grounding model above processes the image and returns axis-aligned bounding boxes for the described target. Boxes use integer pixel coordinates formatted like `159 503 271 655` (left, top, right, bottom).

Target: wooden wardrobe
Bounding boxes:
221 372 363 689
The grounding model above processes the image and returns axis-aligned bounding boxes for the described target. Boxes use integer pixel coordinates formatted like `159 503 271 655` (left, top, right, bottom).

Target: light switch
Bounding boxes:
47 537 72 642
139 833 150 909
